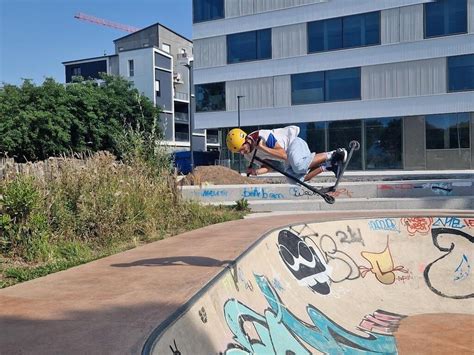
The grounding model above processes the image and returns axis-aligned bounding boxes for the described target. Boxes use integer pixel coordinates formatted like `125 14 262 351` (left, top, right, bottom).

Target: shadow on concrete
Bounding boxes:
111 256 233 268
0 300 218 355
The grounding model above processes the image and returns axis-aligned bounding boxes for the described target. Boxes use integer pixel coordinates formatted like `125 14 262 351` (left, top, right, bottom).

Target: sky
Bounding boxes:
0 0 192 85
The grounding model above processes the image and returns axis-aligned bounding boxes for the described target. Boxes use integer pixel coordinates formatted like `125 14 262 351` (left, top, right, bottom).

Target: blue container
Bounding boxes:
173 151 220 174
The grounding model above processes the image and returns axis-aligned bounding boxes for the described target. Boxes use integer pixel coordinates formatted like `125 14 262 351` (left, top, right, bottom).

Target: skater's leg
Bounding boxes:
308 153 329 170
304 166 324 181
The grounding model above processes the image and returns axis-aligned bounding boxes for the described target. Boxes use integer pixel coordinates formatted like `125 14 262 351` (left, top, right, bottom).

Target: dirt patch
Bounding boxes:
180 166 269 185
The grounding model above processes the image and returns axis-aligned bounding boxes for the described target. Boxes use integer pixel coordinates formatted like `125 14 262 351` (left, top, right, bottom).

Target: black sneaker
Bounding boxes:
326 164 339 177
331 148 348 166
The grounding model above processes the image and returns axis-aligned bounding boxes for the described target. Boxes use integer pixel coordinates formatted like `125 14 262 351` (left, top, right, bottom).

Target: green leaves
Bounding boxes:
0 75 160 162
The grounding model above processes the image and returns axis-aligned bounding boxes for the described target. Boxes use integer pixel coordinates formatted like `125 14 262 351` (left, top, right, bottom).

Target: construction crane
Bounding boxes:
74 12 140 33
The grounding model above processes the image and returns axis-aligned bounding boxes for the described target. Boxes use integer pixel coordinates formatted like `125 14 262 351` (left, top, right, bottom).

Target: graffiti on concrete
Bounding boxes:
223 275 400 355
359 237 408 285
432 217 469 230
413 183 453 196
377 184 414 191
242 187 284 200
237 267 254 292
358 310 406 335
272 277 285 292
327 188 353 198
454 254 471 282
368 219 400 233
401 217 433 236
424 228 473 299
169 340 181 355
337 225 365 245
290 186 352 199
199 307 207 324
277 229 332 295
200 189 228 198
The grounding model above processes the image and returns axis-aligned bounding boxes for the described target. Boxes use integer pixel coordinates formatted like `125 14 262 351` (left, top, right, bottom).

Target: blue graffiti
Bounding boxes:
414 183 452 196
454 254 471 282
432 217 466 230
201 189 228 198
368 219 400 233
224 275 398 354
242 187 284 200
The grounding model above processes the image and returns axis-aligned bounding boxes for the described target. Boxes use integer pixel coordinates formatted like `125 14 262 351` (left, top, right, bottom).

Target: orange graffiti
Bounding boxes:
464 219 474 228
401 217 433 236
328 188 353 198
359 237 408 285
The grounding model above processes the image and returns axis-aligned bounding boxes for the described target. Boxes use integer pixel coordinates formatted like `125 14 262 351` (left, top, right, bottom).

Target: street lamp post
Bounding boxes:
237 95 245 173
183 63 194 172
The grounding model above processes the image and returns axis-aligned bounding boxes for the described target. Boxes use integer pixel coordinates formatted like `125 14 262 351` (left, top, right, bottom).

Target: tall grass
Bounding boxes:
0 140 243 288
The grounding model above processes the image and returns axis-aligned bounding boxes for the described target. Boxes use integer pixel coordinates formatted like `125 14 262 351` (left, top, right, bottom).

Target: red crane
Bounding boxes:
74 12 140 33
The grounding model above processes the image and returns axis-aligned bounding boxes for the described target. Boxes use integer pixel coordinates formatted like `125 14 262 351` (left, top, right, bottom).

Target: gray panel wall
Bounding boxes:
272 23 307 59
226 77 274 111
108 56 119 76
469 0 474 33
224 0 320 18
403 116 426 169
115 26 159 53
400 4 424 42
273 75 291 107
225 0 254 17
381 8 400 44
159 112 174 141
155 53 172 69
155 69 173 112
362 58 447 100
194 36 227 69
426 149 471 170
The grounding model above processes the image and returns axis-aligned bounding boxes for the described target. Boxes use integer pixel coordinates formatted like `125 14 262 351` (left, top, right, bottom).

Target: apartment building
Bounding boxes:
63 23 219 152
192 0 474 170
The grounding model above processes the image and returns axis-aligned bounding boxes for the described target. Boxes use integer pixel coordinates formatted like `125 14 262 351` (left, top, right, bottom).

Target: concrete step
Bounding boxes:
207 196 474 212
181 179 474 203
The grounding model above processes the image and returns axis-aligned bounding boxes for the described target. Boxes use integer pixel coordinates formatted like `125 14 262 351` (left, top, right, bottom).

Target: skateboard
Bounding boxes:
321 140 360 193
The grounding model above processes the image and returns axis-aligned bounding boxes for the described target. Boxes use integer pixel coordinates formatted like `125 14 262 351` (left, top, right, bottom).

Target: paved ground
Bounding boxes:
1 210 472 354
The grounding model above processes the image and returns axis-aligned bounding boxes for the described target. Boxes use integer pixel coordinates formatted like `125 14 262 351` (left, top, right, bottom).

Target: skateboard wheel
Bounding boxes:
349 140 361 151
324 195 335 204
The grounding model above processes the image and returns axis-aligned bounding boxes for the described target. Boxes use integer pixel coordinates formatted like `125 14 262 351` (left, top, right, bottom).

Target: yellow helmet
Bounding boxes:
226 128 247 153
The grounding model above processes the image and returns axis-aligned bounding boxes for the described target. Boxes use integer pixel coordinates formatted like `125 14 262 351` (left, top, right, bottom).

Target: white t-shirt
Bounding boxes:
244 126 300 164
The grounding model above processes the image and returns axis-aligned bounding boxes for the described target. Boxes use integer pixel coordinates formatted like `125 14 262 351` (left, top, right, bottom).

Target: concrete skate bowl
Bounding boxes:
143 215 474 355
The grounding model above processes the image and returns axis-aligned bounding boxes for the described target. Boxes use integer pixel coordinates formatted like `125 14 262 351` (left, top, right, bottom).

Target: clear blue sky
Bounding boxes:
0 0 192 85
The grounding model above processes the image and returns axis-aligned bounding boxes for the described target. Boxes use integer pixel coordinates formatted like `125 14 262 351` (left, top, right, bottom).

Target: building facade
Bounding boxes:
63 23 219 152
192 0 474 170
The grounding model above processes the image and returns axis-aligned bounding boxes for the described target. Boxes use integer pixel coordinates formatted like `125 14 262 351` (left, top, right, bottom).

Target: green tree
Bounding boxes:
0 75 160 162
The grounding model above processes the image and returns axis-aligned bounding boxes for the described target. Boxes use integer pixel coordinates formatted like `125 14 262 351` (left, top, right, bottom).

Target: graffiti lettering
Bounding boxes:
201 189 228 198
198 307 208 323
424 228 473 299
290 187 352 199
396 272 414 284
464 219 474 228
432 217 466 229
169 340 181 355
242 187 283 200
359 237 408 285
327 188 353 198
368 219 400 233
377 184 414 190
401 217 433 236
237 267 254 292
224 275 400 354
336 225 365 245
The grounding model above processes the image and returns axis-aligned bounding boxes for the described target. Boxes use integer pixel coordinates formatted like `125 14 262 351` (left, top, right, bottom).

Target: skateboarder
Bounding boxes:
226 126 347 182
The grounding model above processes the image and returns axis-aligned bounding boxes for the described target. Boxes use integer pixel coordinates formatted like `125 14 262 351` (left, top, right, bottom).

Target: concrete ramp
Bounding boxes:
144 216 474 354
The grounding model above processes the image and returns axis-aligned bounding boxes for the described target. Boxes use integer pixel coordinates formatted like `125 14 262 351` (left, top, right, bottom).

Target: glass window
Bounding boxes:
325 68 361 102
162 43 171 53
227 29 271 64
448 54 474 92
195 82 226 112
308 18 343 53
297 122 326 154
426 113 470 149
128 60 134 77
425 0 467 38
291 71 325 105
343 12 380 48
193 0 224 23
328 120 362 170
365 118 402 169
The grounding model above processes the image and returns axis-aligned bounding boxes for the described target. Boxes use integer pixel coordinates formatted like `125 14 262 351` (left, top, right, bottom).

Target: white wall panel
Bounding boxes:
362 58 447 100
273 75 292 107
381 8 400 44
400 4 424 42
226 77 274 111
225 0 255 18
272 23 307 59
194 36 227 69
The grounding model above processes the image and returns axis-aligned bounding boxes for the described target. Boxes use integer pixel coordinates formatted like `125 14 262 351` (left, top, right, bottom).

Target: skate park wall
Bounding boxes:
143 215 474 354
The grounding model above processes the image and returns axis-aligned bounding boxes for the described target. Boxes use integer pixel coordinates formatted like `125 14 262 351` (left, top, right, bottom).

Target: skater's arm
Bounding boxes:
258 140 287 160
247 160 273 176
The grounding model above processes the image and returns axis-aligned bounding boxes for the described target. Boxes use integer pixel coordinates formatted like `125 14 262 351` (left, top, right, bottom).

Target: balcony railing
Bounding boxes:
175 132 190 142
174 91 189 101
174 112 189 123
